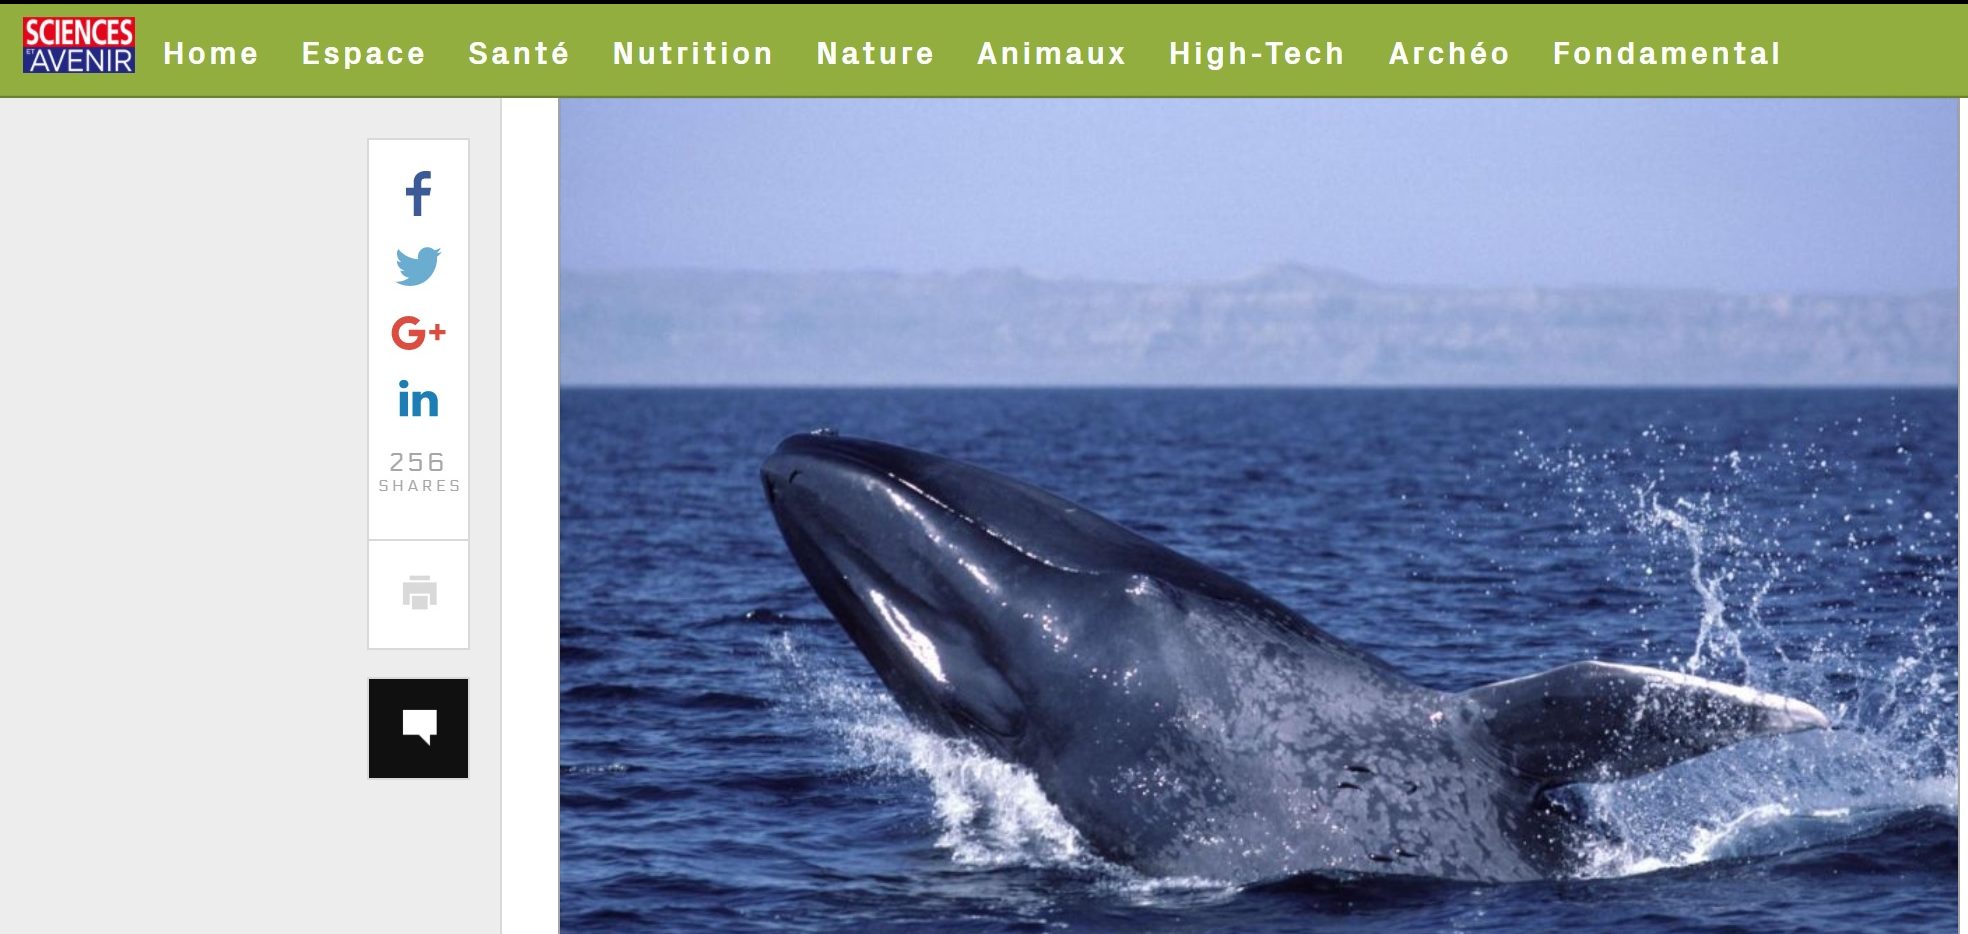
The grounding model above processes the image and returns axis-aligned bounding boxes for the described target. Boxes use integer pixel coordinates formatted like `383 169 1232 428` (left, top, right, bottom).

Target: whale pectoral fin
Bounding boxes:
1459 661 1830 788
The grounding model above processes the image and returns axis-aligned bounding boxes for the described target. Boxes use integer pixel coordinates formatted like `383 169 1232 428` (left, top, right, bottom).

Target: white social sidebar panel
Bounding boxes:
369 140 469 650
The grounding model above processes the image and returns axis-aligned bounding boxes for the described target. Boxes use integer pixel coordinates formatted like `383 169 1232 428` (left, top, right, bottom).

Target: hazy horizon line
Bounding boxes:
559 262 1963 300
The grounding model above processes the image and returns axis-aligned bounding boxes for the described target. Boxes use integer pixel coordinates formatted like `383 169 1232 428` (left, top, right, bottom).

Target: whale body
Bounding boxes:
760 432 1830 883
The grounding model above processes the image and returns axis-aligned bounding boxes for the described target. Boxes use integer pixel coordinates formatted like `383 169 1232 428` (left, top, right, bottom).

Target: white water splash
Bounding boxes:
1579 772 1959 879
1525 435 1958 879
1634 486 1753 677
769 633 1240 898
769 633 1092 869
867 718 1088 867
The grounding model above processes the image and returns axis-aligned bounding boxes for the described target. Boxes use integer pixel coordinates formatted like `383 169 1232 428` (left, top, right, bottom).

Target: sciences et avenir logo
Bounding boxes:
21 16 136 74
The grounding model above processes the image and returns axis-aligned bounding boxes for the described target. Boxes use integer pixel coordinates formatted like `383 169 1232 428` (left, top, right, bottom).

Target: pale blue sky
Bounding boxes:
562 98 1957 294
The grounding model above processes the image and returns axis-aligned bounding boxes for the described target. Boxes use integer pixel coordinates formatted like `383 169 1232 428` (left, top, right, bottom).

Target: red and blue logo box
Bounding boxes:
22 16 136 73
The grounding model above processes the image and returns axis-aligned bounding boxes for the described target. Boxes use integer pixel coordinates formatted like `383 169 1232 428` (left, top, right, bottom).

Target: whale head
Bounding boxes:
760 431 1248 758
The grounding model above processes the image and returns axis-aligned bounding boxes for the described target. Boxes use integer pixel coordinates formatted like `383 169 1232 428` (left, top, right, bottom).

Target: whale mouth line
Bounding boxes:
767 432 1098 577
883 471 1092 575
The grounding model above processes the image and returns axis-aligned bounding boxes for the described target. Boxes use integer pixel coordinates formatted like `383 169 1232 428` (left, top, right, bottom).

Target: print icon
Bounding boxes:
402 575 438 610
396 247 440 285
404 170 432 216
370 541 468 649
402 709 437 745
391 315 446 350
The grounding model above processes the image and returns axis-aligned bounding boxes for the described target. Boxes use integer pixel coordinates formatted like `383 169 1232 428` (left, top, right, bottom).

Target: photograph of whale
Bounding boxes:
560 98 1956 932
761 431 1832 883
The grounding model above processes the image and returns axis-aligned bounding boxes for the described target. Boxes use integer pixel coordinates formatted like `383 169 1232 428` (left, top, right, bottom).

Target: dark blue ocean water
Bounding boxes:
562 388 1959 932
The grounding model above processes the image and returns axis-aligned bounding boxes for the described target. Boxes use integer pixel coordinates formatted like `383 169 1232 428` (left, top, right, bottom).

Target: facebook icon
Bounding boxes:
405 170 432 216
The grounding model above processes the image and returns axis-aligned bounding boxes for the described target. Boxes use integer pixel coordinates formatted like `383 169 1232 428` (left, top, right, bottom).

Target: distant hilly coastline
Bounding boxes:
561 265 1959 387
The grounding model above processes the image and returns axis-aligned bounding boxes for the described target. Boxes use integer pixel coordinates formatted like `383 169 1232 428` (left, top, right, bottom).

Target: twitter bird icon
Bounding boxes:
396 247 441 286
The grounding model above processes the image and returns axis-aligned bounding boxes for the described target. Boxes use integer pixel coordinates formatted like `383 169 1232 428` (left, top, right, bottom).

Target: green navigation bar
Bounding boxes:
6 3 1967 97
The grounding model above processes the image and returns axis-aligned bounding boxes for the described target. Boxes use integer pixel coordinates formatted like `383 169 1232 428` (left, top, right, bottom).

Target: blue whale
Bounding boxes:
761 432 1830 883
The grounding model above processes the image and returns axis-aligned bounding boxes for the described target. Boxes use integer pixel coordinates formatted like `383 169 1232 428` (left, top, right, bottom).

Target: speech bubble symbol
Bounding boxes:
402 709 438 745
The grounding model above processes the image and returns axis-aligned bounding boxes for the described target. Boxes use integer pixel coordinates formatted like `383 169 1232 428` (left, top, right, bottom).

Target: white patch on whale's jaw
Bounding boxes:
867 588 949 685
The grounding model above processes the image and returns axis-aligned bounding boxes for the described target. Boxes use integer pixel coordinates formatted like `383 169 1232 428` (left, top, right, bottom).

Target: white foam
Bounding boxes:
771 634 1094 870
771 634 1246 899
861 710 1087 868
1579 780 1951 880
